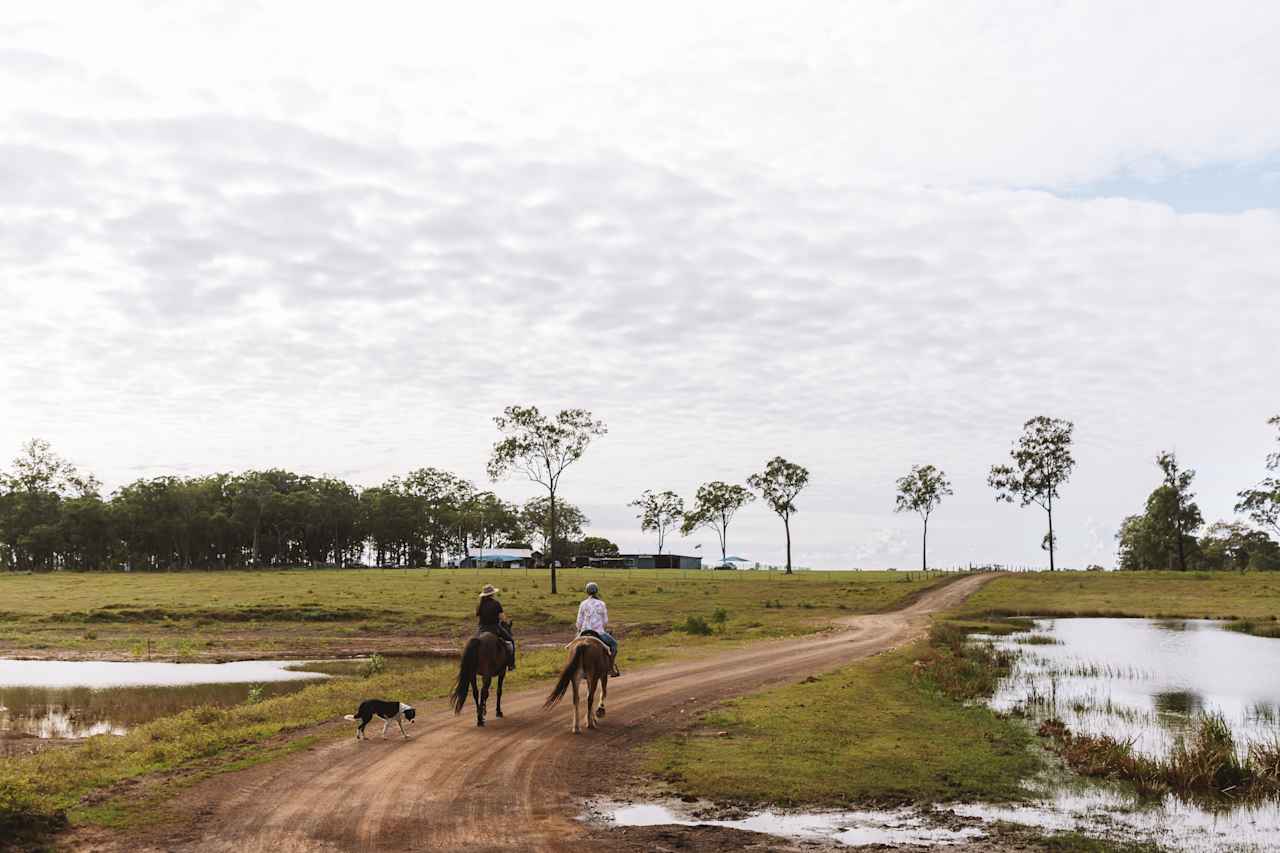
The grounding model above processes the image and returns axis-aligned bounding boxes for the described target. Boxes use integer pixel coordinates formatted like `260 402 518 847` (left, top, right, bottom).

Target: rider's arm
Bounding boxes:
576 600 586 631
600 600 609 628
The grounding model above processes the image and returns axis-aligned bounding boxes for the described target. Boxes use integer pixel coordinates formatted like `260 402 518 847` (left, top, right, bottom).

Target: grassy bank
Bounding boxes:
646 626 1041 806
963 571 1280 626
0 568 944 660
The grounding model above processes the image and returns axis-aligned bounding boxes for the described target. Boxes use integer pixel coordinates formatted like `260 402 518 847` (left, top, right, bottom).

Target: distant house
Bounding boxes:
459 548 541 568
576 553 702 570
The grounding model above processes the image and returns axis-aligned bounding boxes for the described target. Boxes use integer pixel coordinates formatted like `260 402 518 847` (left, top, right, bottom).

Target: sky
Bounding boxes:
2 1 1278 569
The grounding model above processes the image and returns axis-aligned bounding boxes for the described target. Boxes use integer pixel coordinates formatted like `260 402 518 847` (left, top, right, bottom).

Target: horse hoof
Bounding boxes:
596 707 606 718
477 720 485 727
496 712 504 718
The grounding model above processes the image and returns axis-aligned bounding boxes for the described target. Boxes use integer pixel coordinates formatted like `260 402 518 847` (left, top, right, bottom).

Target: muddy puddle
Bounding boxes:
586 800 986 847
0 656 337 750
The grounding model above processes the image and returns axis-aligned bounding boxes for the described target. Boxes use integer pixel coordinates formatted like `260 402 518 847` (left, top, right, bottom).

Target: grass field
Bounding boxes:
0 568 948 841
961 571 1280 625
646 641 1041 806
0 567 944 661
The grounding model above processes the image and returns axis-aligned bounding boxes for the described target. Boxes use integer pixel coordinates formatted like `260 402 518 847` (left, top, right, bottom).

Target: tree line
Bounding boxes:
5 406 1278 574
0 438 613 572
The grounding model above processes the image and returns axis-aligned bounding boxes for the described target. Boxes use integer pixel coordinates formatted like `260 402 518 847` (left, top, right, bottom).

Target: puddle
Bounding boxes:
0 658 328 689
587 800 986 847
0 657 330 746
955 788 1280 853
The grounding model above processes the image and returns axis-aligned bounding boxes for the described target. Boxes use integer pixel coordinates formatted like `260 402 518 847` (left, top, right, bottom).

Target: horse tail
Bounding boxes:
544 643 588 709
451 637 481 714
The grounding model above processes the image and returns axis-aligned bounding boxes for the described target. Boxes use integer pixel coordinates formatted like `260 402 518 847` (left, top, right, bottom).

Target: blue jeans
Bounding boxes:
596 630 617 658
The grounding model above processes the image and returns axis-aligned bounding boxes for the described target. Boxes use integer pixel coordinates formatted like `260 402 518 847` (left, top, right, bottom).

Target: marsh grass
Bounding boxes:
1038 712 1280 803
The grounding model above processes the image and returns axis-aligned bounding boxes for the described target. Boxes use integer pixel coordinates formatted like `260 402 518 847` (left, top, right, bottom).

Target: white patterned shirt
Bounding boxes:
577 597 609 633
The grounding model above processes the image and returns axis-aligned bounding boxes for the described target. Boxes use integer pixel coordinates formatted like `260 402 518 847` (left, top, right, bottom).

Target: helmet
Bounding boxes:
585 582 599 595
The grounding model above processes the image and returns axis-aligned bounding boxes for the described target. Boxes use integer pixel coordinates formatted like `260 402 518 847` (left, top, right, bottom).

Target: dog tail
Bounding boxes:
450 637 482 714
343 714 357 721
543 643 588 709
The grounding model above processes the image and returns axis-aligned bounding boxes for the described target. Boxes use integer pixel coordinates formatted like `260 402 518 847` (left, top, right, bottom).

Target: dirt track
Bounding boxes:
91 574 995 853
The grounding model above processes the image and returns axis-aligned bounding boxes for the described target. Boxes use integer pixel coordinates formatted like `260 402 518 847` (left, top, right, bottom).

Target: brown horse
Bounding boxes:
543 636 611 734
450 631 511 727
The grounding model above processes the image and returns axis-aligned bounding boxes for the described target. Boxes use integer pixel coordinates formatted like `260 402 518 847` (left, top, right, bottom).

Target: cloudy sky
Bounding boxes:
3 1 1278 569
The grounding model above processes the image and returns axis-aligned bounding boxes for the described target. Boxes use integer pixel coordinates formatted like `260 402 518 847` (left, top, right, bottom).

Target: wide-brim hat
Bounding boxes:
479 584 500 597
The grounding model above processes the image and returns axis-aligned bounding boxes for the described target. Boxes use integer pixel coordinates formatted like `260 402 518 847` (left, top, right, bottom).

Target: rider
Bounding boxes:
476 584 515 671
577 581 620 677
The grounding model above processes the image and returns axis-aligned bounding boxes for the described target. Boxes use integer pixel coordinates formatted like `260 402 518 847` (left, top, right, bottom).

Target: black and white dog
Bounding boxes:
344 699 416 740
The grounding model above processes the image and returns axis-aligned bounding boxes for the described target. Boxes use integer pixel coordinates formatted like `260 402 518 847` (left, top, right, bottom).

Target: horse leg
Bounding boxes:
479 675 491 727
597 673 608 719
586 675 598 730
471 674 483 727
571 675 581 734
495 670 505 718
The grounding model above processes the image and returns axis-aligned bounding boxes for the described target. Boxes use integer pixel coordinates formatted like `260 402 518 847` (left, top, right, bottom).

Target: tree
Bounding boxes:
1236 415 1280 538
1199 521 1280 571
487 405 607 592
746 457 809 574
520 497 587 558
894 464 953 572
988 416 1076 571
401 467 474 567
1155 451 1202 571
1116 513 1162 570
681 481 755 567
629 490 684 555
572 536 620 558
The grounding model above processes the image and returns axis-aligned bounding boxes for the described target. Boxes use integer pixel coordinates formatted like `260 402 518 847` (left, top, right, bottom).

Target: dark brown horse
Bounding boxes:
450 631 511 726
543 636 611 733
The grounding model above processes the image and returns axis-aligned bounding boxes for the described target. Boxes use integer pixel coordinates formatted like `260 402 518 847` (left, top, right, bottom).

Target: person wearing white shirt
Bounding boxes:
577 582 620 676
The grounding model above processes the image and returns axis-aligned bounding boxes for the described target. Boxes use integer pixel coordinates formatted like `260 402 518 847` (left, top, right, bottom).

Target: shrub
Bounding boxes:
362 654 387 678
680 615 713 636
244 684 265 705
711 608 729 624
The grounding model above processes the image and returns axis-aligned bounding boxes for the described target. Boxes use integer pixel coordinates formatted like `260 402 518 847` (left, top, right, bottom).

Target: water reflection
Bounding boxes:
975 617 1280 851
0 681 315 740
589 800 986 847
983 618 1280 757
0 657 331 743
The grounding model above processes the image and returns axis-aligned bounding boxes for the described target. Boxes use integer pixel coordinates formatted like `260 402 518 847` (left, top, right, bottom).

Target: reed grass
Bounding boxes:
1038 713 1280 802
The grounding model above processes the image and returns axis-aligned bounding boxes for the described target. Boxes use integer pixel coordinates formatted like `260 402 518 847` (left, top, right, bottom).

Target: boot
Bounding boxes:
610 653 621 678
508 642 516 671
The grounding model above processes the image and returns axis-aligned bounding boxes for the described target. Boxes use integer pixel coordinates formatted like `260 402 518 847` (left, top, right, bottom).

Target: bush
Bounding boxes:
361 654 387 678
711 608 729 624
680 615 713 636
244 684 265 705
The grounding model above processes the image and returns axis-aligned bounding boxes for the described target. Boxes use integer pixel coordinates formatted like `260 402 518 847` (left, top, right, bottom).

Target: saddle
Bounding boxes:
576 629 613 656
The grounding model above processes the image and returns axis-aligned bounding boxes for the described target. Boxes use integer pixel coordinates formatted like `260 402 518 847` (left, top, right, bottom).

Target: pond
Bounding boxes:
974 617 1280 851
983 618 1280 756
0 657 328 750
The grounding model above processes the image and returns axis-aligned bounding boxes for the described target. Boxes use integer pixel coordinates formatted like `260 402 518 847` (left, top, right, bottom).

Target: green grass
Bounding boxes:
963 571 1280 624
0 568 949 840
646 640 1041 807
0 568 946 660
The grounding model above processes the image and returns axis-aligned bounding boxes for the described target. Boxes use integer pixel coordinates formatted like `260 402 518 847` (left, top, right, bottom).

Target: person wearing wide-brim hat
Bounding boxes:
476 584 515 671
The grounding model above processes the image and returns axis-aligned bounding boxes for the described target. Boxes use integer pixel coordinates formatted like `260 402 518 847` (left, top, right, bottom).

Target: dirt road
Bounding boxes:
100 574 995 853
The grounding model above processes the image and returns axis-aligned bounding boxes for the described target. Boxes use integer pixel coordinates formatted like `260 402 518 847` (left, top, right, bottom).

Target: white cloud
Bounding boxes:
2 1 1278 568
